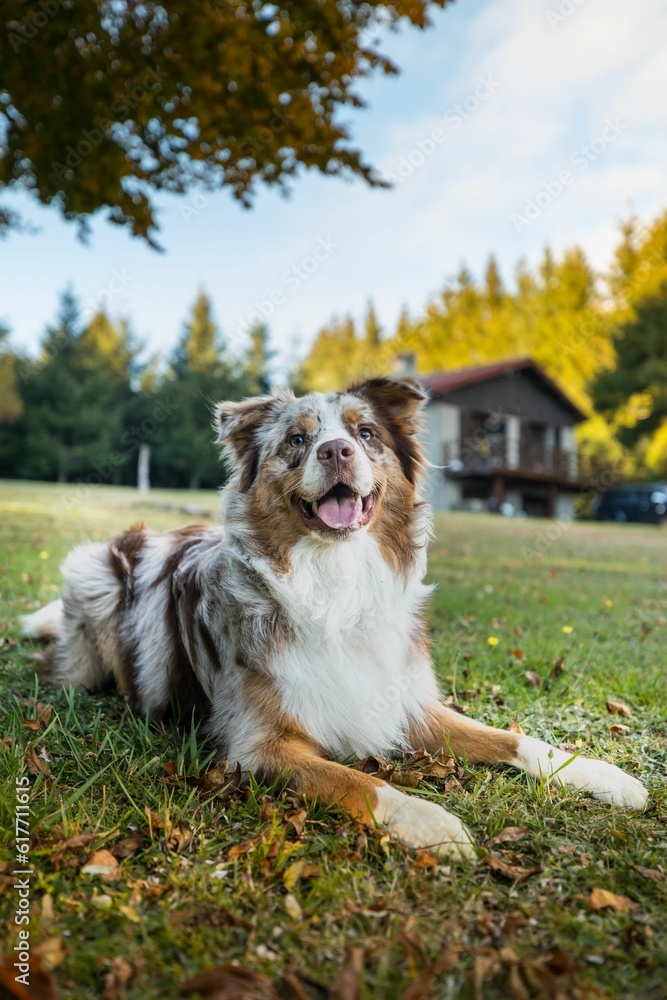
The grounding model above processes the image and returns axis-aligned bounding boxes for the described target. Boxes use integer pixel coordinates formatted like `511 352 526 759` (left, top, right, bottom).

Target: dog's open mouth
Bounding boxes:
294 483 376 532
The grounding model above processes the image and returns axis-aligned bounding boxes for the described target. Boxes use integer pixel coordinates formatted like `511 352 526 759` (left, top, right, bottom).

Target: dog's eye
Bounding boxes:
290 433 305 447
359 427 373 440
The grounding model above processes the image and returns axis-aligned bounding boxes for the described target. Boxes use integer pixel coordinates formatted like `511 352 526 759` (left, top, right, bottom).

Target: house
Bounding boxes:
420 358 586 518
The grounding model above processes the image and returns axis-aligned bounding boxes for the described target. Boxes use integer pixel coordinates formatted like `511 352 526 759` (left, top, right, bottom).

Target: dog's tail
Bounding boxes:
21 599 64 642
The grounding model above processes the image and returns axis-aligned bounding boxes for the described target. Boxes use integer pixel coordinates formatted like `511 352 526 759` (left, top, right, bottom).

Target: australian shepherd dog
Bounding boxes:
21 378 648 856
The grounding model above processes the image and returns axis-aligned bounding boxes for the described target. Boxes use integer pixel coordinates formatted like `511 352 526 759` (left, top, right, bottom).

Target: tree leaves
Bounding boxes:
1 1 453 242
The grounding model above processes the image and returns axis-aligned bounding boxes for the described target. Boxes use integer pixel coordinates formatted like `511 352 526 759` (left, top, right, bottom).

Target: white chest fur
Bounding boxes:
261 533 438 758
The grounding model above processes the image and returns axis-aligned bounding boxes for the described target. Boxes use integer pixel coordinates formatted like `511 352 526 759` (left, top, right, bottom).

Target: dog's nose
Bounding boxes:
317 438 355 472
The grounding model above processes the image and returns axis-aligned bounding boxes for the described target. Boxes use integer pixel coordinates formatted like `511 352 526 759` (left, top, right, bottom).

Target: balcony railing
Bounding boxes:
442 438 581 481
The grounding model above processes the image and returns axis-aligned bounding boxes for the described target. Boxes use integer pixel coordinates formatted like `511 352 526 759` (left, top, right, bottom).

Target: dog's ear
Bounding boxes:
346 376 428 484
215 392 292 491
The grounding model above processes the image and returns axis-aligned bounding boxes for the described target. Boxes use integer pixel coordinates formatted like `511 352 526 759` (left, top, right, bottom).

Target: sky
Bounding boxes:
2 0 666 372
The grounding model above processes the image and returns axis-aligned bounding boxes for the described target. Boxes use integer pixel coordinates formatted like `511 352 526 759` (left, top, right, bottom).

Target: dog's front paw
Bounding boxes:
375 784 476 859
516 736 649 809
567 757 649 809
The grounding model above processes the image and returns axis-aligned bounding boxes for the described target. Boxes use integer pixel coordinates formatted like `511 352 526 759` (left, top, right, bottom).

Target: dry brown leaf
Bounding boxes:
182 964 278 999
551 657 565 679
22 719 41 731
49 832 99 865
609 723 630 735
228 836 260 859
487 827 529 848
333 946 364 1000
606 700 631 716
588 887 639 912
102 956 134 999
285 808 308 837
110 833 146 859
284 893 303 921
408 748 455 779
26 746 48 777
166 819 194 853
488 853 542 881
81 849 120 879
414 849 439 869
398 944 462 1000
630 864 665 882
512 648 525 660
507 720 525 735
579 853 591 868
33 937 65 972
0 954 59 999
524 670 541 689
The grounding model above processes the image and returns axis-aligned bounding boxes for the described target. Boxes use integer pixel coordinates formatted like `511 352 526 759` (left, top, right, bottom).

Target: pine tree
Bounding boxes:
363 301 382 349
243 323 273 396
160 291 245 489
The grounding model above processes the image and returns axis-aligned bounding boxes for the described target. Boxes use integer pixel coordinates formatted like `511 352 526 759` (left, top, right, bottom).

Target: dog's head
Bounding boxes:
215 377 428 541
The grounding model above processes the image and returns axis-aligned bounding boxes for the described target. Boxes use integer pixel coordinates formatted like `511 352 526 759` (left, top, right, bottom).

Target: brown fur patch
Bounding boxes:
409 704 521 764
346 377 427 486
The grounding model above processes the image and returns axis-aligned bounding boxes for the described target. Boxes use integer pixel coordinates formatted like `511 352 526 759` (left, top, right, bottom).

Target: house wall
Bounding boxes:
423 401 461 510
439 370 579 426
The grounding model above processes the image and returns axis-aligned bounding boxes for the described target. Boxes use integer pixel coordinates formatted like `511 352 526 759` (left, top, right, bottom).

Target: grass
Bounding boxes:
0 479 666 999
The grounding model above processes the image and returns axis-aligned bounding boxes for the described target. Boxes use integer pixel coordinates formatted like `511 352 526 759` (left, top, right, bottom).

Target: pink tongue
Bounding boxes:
317 494 362 529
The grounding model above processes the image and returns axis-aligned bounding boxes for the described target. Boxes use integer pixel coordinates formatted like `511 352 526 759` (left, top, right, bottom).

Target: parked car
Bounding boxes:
592 484 667 524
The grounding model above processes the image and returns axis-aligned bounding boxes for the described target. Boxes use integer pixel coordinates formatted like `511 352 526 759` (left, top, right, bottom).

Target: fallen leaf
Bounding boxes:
398 944 462 1000
512 648 525 660
81 849 119 878
609 724 630 735
282 860 321 893
507 720 525 735
487 827 529 848
110 833 146 859
102 956 145 999
551 657 565 679
579 853 591 868
41 894 54 922
0 954 58 999
50 832 99 865
487 854 541 881
33 936 65 972
26 746 49 777
333 946 364 1000
629 864 665 882
228 837 260 859
588 887 639 912
408 747 455 779
606 700 631 716
284 893 302 920
119 904 141 923
209 908 254 931
524 671 541 689
414 849 439 869
285 808 308 837
22 720 41 731
182 964 278 999
102 956 133 1000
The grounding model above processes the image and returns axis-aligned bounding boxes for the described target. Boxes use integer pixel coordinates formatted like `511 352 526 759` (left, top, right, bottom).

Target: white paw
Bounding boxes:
375 783 476 859
516 736 648 810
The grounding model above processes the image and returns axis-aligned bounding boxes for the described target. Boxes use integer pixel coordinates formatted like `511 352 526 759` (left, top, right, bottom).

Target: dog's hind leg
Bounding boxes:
21 599 64 641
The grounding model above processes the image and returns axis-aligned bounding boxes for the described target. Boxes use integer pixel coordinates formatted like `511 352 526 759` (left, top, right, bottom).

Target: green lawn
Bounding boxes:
1 480 665 999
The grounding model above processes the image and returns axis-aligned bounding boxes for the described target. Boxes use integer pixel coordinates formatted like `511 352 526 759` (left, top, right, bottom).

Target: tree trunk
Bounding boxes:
189 471 200 491
137 444 151 493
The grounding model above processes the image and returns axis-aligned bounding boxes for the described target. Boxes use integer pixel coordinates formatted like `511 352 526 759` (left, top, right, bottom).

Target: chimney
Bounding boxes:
393 352 417 377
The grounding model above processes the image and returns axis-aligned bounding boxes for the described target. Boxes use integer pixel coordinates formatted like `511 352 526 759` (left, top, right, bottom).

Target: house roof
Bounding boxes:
421 357 587 422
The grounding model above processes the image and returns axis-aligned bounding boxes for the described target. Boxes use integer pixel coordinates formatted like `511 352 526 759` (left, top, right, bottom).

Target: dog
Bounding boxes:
21 377 648 857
